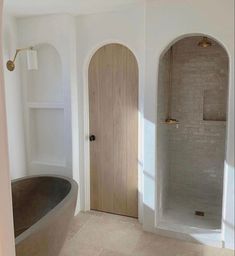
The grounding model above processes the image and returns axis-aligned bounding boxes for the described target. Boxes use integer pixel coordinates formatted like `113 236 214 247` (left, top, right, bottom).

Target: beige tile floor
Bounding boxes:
60 211 234 256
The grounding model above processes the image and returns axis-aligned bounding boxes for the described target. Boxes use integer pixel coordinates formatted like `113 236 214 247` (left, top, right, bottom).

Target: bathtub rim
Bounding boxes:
12 174 78 245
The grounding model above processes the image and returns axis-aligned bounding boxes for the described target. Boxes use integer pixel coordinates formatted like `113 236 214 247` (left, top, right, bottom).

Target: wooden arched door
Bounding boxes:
89 44 138 217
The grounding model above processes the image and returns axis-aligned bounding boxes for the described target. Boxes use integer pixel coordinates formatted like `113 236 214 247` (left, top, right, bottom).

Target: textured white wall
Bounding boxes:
16 14 79 212
2 0 234 250
76 3 146 218
0 1 16 254
3 15 27 179
76 0 234 248
5 0 145 16
16 15 76 178
74 0 234 249
156 51 170 218
144 0 234 249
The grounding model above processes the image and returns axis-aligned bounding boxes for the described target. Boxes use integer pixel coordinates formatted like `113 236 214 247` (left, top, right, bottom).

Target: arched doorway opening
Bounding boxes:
88 43 139 217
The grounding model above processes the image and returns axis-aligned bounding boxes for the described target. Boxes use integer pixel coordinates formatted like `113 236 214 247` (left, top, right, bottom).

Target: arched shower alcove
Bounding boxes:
157 35 229 234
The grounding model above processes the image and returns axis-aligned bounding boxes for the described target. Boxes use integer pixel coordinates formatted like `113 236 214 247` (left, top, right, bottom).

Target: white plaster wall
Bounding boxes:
144 0 234 249
16 14 80 212
156 51 170 218
76 4 146 219
0 1 16 254
16 15 77 179
3 14 26 179
1 0 234 250
76 0 234 248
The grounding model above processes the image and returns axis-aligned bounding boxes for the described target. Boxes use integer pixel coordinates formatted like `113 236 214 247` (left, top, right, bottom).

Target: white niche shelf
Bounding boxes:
27 102 65 109
22 43 72 176
29 108 66 167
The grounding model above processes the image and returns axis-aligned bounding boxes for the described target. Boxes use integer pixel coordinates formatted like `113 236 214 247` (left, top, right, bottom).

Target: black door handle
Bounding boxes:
89 135 96 142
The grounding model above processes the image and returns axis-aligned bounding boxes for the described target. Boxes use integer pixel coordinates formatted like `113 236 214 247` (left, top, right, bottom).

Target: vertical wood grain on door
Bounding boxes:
89 44 138 218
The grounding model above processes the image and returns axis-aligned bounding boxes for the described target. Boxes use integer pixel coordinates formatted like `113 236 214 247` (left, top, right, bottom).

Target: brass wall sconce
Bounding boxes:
6 46 38 72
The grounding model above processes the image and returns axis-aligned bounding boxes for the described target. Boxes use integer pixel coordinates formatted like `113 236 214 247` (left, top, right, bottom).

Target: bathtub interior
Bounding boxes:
12 177 71 238
157 36 228 232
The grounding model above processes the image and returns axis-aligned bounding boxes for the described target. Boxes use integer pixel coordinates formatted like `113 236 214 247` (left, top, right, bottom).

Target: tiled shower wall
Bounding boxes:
168 37 228 211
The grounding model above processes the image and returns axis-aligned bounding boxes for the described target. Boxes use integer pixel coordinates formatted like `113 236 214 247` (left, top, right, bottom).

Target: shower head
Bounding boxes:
6 46 38 72
198 37 212 48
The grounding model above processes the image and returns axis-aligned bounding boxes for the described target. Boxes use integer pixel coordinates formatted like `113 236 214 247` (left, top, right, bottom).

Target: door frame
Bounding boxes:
82 40 144 221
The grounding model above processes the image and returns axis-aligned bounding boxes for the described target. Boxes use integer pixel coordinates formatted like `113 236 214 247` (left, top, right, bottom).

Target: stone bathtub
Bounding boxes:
11 175 78 256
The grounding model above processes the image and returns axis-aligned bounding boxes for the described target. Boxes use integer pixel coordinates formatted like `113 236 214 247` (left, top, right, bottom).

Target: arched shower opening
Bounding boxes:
157 35 229 233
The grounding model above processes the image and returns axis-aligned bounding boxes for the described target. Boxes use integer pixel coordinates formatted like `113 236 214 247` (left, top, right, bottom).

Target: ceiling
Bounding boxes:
4 0 144 17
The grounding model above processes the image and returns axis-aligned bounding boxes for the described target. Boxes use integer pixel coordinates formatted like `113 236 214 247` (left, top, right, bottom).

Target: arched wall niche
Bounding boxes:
26 43 63 103
21 42 72 178
156 34 229 237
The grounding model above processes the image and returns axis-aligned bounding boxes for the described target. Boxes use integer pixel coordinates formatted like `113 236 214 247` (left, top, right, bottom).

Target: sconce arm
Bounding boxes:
12 47 34 63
